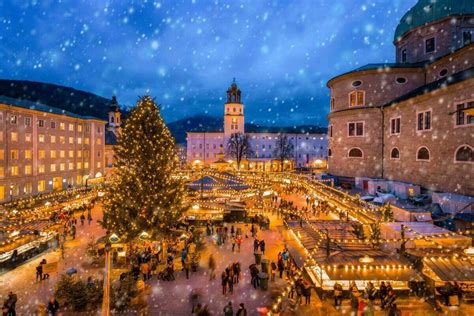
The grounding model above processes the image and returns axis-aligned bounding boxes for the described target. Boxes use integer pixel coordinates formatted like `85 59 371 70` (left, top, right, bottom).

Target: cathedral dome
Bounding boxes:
394 0 474 41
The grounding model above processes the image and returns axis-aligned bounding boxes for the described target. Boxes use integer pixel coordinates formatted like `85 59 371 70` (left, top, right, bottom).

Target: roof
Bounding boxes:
327 63 424 87
423 257 474 282
395 0 474 41
0 95 105 121
383 67 474 108
105 130 118 145
354 63 423 72
187 174 249 191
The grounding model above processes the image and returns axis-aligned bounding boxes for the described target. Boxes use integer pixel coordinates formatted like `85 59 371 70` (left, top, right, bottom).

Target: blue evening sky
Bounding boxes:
0 0 416 126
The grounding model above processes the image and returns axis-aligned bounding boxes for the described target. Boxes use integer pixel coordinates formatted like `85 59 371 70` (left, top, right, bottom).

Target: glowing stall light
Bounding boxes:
359 255 375 263
262 190 273 197
192 204 200 210
464 247 474 255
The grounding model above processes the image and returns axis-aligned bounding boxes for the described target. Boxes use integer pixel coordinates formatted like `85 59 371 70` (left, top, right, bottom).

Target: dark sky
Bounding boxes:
0 0 416 126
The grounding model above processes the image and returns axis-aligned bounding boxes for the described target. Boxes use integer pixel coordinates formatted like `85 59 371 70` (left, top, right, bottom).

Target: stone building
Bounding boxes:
187 80 328 171
0 96 106 201
327 0 473 196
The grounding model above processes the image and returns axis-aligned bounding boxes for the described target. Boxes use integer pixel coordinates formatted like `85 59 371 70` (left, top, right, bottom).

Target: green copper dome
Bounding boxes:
394 0 474 41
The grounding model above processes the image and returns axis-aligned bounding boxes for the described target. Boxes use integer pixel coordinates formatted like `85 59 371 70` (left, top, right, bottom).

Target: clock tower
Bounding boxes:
224 78 245 138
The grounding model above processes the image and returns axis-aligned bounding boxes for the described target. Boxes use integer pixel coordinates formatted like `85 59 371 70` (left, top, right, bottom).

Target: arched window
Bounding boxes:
349 91 365 107
416 147 430 161
348 148 363 158
328 149 332 157
455 145 473 163
391 148 400 159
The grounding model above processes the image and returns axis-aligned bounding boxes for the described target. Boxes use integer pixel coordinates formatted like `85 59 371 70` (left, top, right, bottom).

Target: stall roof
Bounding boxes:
383 222 470 239
324 266 422 282
187 175 249 191
423 257 474 282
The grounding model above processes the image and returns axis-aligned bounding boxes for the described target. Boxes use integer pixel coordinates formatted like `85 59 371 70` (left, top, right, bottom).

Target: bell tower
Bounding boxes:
107 96 122 135
224 78 245 138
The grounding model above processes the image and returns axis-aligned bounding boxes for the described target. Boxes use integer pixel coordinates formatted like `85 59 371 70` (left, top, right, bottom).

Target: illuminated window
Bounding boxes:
11 165 19 176
97 162 101 168
38 164 45 173
68 162 74 170
69 137 74 144
77 137 82 144
50 150 57 159
349 91 365 107
0 150 3 160
11 185 19 196
11 132 18 142
96 138 102 145
25 150 32 159
50 164 56 172
39 134 45 143
0 167 4 177
77 162 82 169
25 133 32 142
0 185 4 200
69 150 74 158
455 102 474 126
38 150 46 159
10 150 19 160
38 180 46 192
60 163 65 171
85 138 90 145
24 165 32 175
76 175 82 185
60 150 65 158
51 135 56 143
60 122 65 130
77 125 82 132
24 183 32 194
84 162 89 169
69 124 74 131
77 151 82 158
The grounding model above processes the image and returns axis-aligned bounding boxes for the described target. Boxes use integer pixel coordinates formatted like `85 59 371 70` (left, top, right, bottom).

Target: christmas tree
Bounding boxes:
101 96 185 241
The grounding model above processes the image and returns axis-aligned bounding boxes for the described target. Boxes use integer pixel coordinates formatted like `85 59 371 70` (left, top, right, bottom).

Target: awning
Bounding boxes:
423 257 474 282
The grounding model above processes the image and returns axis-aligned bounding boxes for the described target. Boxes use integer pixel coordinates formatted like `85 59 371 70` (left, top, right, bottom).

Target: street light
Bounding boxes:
102 233 120 316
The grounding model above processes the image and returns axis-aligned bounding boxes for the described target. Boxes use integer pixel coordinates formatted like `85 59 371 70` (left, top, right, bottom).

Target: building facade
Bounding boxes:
105 96 121 177
327 0 474 196
0 96 106 201
187 81 328 170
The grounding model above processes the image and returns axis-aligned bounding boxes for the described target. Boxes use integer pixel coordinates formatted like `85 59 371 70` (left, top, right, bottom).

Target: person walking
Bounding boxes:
277 258 284 279
223 301 233 316
379 281 388 307
233 262 240 284
231 236 236 252
80 213 85 226
382 290 397 310
71 225 76 240
140 262 149 281
184 256 190 280
46 296 60 316
253 238 259 252
228 270 234 294
259 240 265 255
236 303 247 316
221 272 228 295
236 235 242 252
208 254 216 280
36 264 43 282
87 213 92 225
270 261 277 282
334 282 343 308
181 248 187 271
3 292 17 316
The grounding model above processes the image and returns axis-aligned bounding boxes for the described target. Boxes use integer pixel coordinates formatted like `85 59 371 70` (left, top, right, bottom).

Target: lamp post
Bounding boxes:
102 233 120 316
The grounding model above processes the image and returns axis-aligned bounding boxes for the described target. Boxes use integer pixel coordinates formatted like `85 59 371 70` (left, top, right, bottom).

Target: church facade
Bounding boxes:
186 81 328 171
327 0 474 196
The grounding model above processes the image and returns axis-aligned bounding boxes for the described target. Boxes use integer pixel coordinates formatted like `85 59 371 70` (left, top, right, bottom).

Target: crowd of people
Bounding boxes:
333 281 401 315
